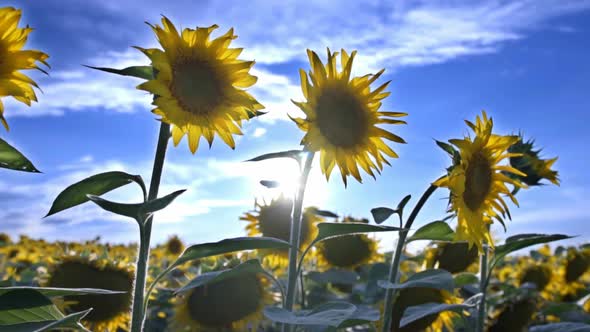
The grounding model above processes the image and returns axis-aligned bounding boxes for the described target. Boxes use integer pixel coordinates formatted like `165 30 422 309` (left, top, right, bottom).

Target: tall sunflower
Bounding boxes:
434 111 527 251
0 7 49 130
291 48 407 185
136 16 263 153
44 256 134 331
241 196 323 269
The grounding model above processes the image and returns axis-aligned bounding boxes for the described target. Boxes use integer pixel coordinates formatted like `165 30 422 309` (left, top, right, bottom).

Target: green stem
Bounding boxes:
477 244 489 332
283 151 315 331
130 122 170 332
381 184 437 332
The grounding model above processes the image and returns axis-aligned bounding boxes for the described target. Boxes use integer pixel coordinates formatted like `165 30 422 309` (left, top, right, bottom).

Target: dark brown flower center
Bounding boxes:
166 236 184 255
520 265 552 291
436 242 478 274
258 200 311 250
315 84 369 148
171 58 225 115
391 287 444 332
320 235 372 268
47 261 133 322
187 273 262 327
463 152 493 211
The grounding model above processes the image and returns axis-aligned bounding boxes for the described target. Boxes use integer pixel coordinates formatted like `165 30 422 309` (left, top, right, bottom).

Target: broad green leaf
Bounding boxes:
407 221 455 242
541 303 581 316
530 323 590 332
337 306 381 328
245 150 302 162
264 302 358 327
491 234 573 270
87 189 185 220
307 269 359 285
85 65 153 80
378 269 454 293
400 302 474 328
453 273 479 288
45 171 145 217
0 286 124 297
0 137 40 173
0 289 89 331
314 222 403 243
396 195 412 213
175 259 266 294
371 207 396 224
260 180 280 188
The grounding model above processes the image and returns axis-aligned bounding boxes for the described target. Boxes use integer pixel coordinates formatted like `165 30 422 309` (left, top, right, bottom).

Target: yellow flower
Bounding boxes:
44 256 134 331
434 111 526 251
291 48 406 185
136 16 263 153
507 134 559 186
315 217 381 270
165 234 185 256
171 260 274 331
0 7 49 130
240 196 323 269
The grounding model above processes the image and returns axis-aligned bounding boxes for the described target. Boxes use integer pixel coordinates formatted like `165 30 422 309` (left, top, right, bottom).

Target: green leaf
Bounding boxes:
0 289 89 331
314 222 403 243
541 302 581 316
407 221 455 243
245 150 302 162
45 171 145 217
337 306 381 328
0 137 40 173
453 273 479 288
400 302 473 328
435 140 457 157
307 269 359 285
264 302 359 327
175 259 266 294
0 286 124 297
397 195 412 213
371 207 396 224
85 65 153 80
530 323 590 332
87 189 185 220
492 234 573 269
378 269 454 293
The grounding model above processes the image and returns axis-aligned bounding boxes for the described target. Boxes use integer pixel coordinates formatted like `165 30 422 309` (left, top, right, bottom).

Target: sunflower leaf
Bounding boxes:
0 289 90 331
370 207 396 224
87 189 185 221
314 222 403 243
529 323 590 332
0 286 124 297
435 140 457 157
491 234 573 270
245 150 302 163
397 194 412 213
307 269 359 285
378 269 454 293
454 273 479 288
309 208 339 218
175 259 266 294
85 65 154 80
407 221 455 243
45 171 146 217
0 137 40 173
263 302 358 327
400 302 474 328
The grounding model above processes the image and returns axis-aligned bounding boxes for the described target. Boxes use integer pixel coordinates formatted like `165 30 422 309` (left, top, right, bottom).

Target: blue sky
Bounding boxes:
1 0 589 249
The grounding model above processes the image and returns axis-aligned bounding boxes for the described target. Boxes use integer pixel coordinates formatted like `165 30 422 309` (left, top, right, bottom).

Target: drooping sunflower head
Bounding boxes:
171 265 273 331
241 196 323 268
0 6 49 130
489 297 537 332
519 264 553 292
291 48 407 185
44 256 134 331
165 234 185 256
434 111 527 251
507 134 559 186
430 241 479 274
136 16 264 153
316 217 381 270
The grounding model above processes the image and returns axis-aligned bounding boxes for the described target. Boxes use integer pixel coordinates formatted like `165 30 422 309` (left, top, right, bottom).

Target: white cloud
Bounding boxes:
252 127 267 138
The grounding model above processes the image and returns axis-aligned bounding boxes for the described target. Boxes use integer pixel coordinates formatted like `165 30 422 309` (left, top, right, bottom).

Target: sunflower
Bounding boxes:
507 134 559 186
171 259 274 331
0 7 49 130
241 196 323 269
44 256 134 331
291 48 406 185
434 111 527 251
315 217 381 270
165 234 185 256
489 297 537 332
136 16 263 153
424 241 479 274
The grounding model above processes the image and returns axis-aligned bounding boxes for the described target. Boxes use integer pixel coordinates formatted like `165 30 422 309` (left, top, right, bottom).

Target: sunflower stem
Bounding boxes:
283 151 315 332
130 122 170 332
477 244 489 332
381 184 437 332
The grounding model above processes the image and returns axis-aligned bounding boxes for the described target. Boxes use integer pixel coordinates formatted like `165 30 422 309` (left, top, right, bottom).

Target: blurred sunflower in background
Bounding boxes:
423 241 479 274
507 134 559 186
0 7 49 130
241 196 323 270
170 256 274 331
489 296 538 332
434 111 527 251
315 217 381 270
43 255 134 331
291 48 407 185
136 16 264 153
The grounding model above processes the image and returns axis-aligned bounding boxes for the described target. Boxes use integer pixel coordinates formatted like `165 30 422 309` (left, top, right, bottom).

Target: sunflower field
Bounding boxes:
1 5 588 332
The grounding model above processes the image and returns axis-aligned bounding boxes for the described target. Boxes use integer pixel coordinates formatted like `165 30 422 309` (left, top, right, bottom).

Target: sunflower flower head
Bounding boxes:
136 16 264 153
507 134 559 186
291 48 407 185
429 241 479 274
434 111 527 251
165 234 185 256
0 7 49 130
